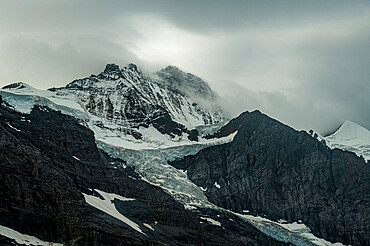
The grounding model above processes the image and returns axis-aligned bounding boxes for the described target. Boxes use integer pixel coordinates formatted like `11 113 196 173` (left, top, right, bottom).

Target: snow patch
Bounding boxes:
0 225 63 246
200 217 221 226
6 122 20 132
82 189 144 235
143 223 154 231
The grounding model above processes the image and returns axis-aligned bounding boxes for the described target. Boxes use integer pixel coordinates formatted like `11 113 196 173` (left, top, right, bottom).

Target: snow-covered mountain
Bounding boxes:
324 120 370 161
1 64 368 245
307 120 370 161
50 63 223 129
1 64 225 149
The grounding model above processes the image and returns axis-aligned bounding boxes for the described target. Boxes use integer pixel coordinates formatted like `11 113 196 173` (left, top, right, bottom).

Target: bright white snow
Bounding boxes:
0 225 63 246
233 213 345 246
324 120 370 161
200 217 221 226
6 122 20 132
82 189 144 235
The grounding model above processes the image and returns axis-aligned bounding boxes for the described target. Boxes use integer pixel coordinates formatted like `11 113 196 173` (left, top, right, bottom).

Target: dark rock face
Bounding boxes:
170 110 370 246
0 104 287 245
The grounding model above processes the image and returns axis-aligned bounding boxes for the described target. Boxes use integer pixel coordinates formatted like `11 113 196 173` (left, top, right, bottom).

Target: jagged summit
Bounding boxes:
100 63 122 79
104 63 120 72
44 63 225 144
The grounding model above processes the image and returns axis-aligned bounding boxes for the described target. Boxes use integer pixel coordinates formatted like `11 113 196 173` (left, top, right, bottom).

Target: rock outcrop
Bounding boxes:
170 110 370 245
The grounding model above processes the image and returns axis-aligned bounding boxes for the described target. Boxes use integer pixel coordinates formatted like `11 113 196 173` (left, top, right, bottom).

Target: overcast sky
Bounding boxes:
0 0 369 133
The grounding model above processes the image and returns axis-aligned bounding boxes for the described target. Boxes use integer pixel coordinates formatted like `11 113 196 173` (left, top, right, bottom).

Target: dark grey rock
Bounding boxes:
170 110 370 246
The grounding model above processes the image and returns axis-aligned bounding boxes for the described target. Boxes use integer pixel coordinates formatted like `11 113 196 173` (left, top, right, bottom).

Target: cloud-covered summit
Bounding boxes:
0 0 369 133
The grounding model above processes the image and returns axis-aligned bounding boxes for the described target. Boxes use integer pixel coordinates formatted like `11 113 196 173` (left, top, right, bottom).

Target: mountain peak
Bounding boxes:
2 82 32 90
332 120 370 141
103 63 120 73
125 63 139 71
162 65 181 73
100 63 123 80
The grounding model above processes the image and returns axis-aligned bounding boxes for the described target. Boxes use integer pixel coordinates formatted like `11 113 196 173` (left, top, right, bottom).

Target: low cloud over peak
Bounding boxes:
0 0 369 134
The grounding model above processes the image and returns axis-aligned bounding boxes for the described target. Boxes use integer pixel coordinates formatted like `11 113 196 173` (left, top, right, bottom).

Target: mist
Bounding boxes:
0 0 369 134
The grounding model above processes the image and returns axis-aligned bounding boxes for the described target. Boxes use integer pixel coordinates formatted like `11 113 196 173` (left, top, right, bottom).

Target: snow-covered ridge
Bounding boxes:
325 120 370 161
327 120 370 142
307 121 370 161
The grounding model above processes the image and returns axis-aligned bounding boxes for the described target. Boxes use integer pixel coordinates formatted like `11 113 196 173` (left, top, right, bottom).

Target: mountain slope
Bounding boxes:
0 99 287 246
170 110 370 245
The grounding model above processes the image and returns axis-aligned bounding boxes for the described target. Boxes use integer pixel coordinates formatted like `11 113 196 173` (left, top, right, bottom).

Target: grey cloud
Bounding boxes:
0 0 369 134
0 37 140 88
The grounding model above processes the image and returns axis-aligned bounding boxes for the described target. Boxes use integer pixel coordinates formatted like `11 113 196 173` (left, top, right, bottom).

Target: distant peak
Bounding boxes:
330 120 370 140
163 65 181 71
159 65 185 76
99 63 124 80
104 63 121 73
2 82 31 90
339 120 368 131
126 63 138 70
342 120 359 127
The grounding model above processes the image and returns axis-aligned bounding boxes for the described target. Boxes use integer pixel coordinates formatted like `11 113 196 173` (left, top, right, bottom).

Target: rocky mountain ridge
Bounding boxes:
170 110 370 245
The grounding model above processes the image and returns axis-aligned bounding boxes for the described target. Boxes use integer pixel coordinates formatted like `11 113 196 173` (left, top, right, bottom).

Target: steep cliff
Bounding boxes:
170 110 369 245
